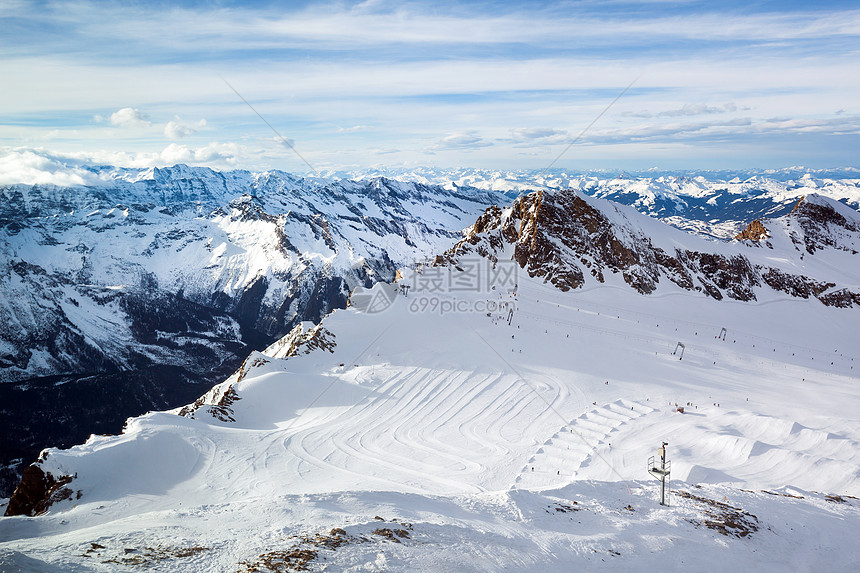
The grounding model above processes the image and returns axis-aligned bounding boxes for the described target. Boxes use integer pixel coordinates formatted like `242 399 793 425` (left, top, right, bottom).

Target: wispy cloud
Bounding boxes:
587 115 860 144
11 2 859 57
2 0 859 171
426 132 493 153
510 128 569 140
337 125 374 133
657 103 740 118
505 128 571 146
624 102 748 119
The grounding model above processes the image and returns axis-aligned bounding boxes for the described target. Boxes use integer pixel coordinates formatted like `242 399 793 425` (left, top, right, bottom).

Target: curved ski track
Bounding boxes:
223 366 572 495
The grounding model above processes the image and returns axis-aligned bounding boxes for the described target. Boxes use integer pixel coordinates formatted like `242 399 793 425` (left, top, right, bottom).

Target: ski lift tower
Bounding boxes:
648 442 671 506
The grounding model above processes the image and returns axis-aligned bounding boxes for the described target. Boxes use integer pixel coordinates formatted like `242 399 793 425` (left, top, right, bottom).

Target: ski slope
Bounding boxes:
1 272 859 571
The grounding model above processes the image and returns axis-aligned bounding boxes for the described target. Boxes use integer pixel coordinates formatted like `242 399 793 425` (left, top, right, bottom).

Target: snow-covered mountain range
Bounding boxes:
0 165 503 383
2 162 860 500
0 165 504 496
349 166 860 239
2 181 857 571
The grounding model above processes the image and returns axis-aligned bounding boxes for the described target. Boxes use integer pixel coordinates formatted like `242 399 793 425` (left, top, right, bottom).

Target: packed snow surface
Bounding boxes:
1 272 859 571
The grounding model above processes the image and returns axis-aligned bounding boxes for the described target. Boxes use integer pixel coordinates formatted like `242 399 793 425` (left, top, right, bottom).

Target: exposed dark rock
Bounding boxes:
234 276 270 326
735 219 769 242
653 247 695 290
263 323 337 359
179 383 242 423
818 288 860 308
4 464 74 517
676 490 759 538
678 251 759 301
760 268 834 300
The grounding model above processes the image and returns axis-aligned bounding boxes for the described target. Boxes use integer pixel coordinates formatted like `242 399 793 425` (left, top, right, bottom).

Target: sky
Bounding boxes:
1 0 859 178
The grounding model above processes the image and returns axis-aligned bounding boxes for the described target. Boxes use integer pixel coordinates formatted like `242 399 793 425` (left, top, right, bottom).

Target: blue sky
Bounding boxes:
1 0 859 176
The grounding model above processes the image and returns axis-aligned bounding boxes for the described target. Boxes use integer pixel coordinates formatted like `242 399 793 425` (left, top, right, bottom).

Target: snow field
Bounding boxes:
1 272 858 570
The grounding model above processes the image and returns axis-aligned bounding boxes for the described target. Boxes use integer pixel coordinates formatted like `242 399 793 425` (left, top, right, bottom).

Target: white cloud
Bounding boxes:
337 125 374 133
507 128 571 146
657 103 740 118
164 118 206 139
0 143 250 185
164 121 195 139
107 107 151 128
268 135 296 148
159 142 241 165
0 149 100 186
426 132 492 152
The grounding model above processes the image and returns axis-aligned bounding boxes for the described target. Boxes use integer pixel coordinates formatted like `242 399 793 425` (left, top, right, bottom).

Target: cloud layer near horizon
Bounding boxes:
1 0 858 175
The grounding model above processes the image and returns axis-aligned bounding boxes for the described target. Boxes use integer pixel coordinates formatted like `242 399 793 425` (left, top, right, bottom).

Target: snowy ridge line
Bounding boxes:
3 165 860 570
0 168 506 384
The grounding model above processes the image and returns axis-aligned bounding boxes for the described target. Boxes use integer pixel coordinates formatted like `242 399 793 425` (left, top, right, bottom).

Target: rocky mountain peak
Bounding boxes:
734 219 769 242
787 194 860 255
443 188 859 307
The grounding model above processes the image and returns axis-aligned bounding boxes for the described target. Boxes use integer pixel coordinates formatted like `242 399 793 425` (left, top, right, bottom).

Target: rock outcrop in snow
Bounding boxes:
4 464 75 517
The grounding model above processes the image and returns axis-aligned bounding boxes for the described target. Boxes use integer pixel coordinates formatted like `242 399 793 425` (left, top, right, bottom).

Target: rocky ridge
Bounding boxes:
441 189 860 307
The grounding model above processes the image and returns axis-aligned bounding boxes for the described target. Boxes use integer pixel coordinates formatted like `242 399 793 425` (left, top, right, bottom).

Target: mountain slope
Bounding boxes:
2 275 857 571
1 190 858 571
0 167 502 383
0 166 503 497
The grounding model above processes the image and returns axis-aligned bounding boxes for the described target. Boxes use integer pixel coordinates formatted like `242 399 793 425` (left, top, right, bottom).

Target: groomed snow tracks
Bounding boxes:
514 399 655 489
